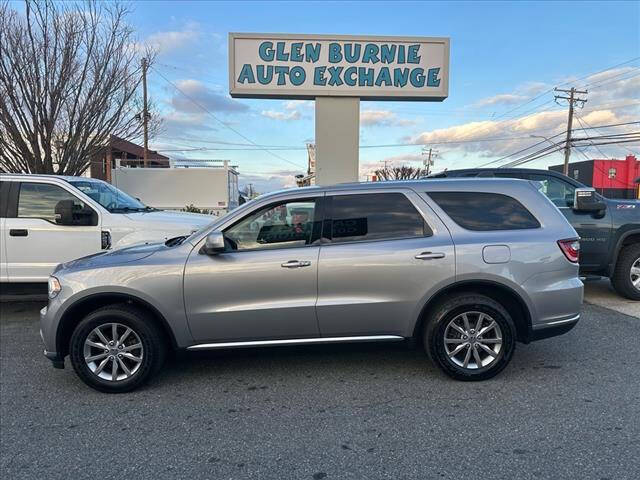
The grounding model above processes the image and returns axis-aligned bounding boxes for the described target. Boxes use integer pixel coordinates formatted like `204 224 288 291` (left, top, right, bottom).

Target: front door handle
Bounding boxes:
9 229 28 237
415 252 445 260
281 260 311 268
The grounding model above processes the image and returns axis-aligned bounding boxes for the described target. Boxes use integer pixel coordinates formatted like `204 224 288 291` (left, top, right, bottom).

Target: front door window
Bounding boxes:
224 199 318 251
528 174 576 208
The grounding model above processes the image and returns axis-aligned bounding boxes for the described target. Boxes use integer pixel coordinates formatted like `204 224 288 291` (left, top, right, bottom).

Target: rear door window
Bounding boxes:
428 192 540 231
327 192 430 243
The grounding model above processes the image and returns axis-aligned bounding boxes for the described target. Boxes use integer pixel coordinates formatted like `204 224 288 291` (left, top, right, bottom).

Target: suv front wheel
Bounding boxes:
424 293 516 381
69 304 167 393
611 243 640 301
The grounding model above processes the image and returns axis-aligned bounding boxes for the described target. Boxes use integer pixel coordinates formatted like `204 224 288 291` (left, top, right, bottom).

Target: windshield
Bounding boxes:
69 180 148 213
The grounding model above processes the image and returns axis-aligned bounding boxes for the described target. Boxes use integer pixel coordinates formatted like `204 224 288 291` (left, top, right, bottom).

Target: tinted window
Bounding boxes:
429 192 540 231
225 199 318 251
527 174 576 208
18 182 96 225
329 193 429 243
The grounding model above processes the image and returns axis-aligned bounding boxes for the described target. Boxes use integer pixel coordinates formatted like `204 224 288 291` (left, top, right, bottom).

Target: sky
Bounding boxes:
126 0 640 193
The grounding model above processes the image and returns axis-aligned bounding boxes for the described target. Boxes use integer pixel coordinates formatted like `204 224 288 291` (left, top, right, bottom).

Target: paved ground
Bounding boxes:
583 278 639 317
1 301 639 479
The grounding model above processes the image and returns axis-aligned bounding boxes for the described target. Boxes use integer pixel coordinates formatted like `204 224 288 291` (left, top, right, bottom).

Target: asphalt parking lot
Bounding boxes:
1 299 639 480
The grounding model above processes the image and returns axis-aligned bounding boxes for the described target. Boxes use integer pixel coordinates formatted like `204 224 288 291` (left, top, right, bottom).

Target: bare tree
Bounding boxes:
0 0 160 175
374 165 429 181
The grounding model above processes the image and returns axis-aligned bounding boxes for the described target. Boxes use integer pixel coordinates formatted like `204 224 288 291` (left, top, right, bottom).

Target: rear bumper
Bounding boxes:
528 314 580 342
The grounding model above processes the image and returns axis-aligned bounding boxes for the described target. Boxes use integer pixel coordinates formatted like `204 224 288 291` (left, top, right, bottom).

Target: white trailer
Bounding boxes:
111 162 239 216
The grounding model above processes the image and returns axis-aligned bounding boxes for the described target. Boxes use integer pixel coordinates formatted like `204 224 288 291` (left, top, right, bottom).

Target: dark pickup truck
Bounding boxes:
428 168 640 300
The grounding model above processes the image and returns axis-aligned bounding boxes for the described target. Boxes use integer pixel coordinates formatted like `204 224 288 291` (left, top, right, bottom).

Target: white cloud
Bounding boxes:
261 110 301 121
284 100 314 111
475 94 527 107
239 170 300 193
170 79 248 114
360 110 414 127
406 66 639 164
159 111 216 137
143 23 201 54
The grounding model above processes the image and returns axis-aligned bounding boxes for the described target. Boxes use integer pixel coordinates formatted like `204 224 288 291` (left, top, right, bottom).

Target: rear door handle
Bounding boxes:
9 229 28 237
281 260 311 268
415 252 445 260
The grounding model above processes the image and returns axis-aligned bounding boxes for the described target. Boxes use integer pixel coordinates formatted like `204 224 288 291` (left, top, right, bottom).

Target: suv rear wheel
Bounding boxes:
612 243 640 301
424 293 516 381
69 304 166 393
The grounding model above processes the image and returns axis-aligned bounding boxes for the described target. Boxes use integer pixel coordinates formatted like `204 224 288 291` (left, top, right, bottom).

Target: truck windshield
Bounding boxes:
69 180 150 213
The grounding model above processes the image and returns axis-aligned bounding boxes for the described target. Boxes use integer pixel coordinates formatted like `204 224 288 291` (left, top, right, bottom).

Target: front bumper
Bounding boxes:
43 348 65 369
40 306 65 369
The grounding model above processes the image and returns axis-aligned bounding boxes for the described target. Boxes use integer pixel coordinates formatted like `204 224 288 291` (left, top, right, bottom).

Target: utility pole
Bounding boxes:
142 57 149 168
555 87 587 175
422 147 437 176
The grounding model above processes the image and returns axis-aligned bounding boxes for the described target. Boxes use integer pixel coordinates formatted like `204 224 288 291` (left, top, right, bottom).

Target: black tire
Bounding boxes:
611 243 640 301
69 304 167 393
424 293 516 381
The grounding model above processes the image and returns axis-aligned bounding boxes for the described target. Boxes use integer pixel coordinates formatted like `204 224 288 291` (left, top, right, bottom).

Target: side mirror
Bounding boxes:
202 231 226 255
573 188 606 212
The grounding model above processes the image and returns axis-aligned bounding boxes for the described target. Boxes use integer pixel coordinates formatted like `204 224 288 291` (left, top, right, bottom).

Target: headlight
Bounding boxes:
48 276 61 299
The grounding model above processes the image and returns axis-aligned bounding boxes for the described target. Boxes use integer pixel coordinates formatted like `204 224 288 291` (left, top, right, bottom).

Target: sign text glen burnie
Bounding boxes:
229 34 450 100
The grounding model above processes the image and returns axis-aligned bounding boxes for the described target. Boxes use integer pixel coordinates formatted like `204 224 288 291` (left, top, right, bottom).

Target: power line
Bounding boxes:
478 130 567 167
583 69 640 90
575 114 638 155
497 130 640 168
151 67 306 170
452 57 640 147
504 135 640 168
565 56 640 86
156 121 640 153
575 116 609 159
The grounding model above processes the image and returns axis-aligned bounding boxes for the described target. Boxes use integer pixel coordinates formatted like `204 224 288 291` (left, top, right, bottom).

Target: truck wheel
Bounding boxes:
69 304 167 393
612 243 640 301
424 293 516 381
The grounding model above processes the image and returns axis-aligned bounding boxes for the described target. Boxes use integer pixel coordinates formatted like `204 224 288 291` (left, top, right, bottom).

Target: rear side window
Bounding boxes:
428 192 540 231
328 193 430 243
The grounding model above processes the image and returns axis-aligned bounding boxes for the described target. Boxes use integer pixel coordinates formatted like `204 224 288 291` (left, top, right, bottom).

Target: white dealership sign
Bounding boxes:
229 33 449 101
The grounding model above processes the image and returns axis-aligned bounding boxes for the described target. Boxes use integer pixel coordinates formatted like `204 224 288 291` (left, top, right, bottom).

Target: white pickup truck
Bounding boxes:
0 174 213 283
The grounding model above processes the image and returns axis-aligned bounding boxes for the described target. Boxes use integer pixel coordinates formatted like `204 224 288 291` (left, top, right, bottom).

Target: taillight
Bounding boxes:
558 238 580 263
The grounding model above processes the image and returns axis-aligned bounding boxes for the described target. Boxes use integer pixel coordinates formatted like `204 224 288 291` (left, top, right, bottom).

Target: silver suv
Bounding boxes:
40 179 583 392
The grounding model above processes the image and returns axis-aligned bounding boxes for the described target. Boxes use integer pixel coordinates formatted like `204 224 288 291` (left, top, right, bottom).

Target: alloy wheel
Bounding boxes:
444 311 503 370
630 257 640 292
83 323 144 382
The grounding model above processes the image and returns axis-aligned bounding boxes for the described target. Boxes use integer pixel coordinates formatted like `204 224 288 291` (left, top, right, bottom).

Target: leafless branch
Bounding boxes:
0 0 161 175
374 165 429 181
